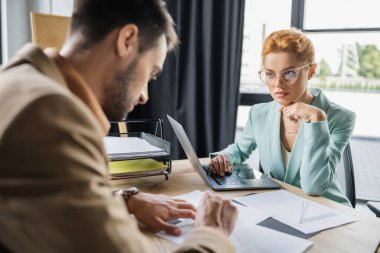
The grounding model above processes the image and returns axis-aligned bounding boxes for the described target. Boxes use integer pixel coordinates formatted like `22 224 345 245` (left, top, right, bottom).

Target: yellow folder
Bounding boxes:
109 158 168 176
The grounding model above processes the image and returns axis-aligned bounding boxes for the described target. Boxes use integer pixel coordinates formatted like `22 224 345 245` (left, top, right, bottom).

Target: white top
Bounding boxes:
281 143 291 170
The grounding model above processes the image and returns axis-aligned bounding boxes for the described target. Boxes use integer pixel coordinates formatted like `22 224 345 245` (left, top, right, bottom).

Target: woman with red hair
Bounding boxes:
209 28 355 206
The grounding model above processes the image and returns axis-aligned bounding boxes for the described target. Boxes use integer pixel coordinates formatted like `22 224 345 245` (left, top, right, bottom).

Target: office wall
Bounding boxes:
35 0 73 16
1 0 33 62
1 0 73 63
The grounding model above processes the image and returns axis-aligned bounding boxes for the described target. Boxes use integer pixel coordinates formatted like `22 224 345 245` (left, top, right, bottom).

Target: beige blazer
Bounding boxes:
0 44 234 253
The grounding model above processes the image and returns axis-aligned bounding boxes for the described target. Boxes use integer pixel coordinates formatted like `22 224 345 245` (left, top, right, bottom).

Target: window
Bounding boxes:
308 32 380 137
304 0 380 30
240 0 292 94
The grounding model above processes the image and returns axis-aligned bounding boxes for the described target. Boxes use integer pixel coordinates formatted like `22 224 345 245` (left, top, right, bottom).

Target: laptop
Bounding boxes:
167 115 281 190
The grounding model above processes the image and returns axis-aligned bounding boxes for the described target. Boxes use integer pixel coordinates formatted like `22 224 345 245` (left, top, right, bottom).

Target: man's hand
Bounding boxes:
209 154 232 176
127 192 196 236
194 191 238 237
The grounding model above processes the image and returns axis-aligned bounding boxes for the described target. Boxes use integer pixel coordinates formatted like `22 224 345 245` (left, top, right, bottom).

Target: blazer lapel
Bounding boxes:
310 88 331 114
284 121 306 183
267 102 286 180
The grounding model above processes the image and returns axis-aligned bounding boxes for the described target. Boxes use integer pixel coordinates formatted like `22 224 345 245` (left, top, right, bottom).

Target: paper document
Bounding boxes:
233 190 358 234
230 224 313 253
103 137 165 159
157 190 313 253
109 159 167 176
173 190 203 209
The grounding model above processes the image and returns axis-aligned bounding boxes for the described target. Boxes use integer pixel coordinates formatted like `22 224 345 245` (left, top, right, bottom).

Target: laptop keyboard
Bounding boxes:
202 165 246 185
217 174 246 185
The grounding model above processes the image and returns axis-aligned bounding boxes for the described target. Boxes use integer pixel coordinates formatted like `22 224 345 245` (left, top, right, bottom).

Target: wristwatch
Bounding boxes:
113 187 139 203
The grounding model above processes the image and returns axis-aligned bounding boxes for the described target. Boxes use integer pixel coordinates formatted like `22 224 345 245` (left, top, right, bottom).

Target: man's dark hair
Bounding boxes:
71 0 178 52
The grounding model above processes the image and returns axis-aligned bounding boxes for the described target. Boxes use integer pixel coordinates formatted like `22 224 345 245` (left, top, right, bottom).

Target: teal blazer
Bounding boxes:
213 89 355 206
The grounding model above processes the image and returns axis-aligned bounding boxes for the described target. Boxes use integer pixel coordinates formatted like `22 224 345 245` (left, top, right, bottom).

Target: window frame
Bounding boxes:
0 1 2 64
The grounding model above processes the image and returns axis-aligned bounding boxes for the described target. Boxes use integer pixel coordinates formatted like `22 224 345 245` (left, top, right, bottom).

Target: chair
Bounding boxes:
338 143 356 207
30 12 70 50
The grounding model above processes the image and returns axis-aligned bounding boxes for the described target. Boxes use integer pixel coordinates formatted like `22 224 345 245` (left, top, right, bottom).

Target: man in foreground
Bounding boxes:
0 0 237 252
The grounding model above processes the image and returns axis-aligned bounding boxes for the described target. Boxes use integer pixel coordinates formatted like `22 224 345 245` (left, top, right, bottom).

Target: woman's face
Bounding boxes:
262 52 313 105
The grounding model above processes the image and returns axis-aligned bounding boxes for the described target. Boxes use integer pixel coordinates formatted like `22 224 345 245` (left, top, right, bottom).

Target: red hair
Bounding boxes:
261 28 315 64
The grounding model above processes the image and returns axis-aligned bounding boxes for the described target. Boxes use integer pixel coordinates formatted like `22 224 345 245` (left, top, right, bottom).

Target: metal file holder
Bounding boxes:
107 119 171 180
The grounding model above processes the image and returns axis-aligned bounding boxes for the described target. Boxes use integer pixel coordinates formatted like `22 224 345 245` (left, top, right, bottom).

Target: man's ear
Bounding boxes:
116 24 139 57
308 63 317 79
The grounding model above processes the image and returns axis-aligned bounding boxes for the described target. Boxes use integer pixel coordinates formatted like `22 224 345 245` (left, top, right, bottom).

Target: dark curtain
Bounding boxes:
128 0 245 159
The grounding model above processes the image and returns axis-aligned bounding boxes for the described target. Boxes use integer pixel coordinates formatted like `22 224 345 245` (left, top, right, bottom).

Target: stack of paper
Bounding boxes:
157 191 313 253
103 137 167 160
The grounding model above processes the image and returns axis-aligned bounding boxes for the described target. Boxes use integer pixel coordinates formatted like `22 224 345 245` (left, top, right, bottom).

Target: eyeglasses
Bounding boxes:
258 63 312 86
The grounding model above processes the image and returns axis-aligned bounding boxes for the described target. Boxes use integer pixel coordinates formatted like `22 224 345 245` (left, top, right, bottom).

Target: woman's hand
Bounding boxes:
280 102 327 123
208 154 232 176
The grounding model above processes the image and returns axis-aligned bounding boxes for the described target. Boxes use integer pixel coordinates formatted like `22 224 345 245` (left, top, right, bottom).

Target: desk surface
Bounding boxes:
110 159 380 253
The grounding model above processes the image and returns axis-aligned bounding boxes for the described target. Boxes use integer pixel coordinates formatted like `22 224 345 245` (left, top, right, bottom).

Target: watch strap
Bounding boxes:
113 187 139 203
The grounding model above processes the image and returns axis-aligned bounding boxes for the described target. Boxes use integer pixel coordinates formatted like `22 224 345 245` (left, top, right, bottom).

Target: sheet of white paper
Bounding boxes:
233 190 359 234
234 203 272 228
174 190 203 208
157 191 312 253
103 137 163 155
158 221 313 253
230 224 313 253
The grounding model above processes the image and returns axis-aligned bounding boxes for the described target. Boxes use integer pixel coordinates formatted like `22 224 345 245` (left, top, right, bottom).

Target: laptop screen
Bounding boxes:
167 115 211 187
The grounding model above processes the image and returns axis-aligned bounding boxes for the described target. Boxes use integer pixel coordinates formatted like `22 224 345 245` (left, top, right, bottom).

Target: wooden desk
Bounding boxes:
110 159 380 253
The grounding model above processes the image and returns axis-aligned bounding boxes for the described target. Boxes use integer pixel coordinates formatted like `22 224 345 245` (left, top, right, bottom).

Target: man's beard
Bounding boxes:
103 60 137 121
